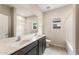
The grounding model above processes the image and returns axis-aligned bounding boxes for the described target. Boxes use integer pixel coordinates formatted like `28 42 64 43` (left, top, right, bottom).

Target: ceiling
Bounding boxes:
37 4 68 12
7 4 68 17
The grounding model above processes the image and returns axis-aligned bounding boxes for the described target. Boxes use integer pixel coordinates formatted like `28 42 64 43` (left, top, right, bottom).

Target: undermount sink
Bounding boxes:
18 40 30 45
34 35 42 38
6 40 31 48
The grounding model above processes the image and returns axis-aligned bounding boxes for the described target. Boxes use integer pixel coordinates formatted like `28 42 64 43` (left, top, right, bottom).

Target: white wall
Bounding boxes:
43 5 73 48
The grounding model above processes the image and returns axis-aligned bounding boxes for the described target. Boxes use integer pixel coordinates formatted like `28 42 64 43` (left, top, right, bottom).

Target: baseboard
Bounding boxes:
50 43 66 48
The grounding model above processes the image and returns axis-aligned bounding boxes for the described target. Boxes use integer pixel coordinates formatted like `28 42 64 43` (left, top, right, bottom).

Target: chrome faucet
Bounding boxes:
16 36 21 41
33 33 37 36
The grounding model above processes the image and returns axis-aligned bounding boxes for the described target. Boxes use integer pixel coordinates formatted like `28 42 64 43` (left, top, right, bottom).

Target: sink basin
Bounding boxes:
6 43 20 48
6 40 31 48
19 40 29 44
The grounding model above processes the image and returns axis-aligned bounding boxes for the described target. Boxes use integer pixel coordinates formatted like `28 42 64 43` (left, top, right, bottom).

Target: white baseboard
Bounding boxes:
51 43 66 48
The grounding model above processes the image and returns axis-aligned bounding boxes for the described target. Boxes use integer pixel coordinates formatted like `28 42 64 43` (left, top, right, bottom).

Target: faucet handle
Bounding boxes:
16 36 21 41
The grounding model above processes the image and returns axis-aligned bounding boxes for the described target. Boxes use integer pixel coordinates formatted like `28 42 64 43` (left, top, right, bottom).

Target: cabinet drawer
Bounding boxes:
11 40 38 55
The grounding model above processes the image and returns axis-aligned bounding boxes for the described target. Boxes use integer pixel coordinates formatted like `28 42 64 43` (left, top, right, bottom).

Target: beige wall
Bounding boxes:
43 5 73 47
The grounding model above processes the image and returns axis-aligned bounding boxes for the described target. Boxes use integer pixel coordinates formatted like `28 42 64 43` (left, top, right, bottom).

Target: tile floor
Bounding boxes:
43 45 67 55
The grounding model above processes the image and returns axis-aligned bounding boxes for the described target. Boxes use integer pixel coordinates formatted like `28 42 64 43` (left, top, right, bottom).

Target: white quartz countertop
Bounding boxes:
0 34 45 55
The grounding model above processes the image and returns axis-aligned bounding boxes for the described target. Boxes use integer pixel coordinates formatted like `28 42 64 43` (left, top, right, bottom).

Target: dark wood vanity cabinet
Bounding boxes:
11 40 38 55
11 36 46 55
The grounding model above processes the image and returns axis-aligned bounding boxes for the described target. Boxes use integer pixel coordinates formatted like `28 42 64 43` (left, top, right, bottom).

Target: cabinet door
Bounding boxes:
42 38 46 53
38 38 43 55
25 46 38 55
38 36 46 55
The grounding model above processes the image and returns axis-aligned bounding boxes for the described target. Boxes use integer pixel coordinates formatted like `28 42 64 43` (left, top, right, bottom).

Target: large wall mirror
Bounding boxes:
16 15 38 36
0 4 38 39
15 8 38 36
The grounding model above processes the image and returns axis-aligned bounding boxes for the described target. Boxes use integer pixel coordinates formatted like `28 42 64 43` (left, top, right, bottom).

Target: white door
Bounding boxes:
65 13 75 54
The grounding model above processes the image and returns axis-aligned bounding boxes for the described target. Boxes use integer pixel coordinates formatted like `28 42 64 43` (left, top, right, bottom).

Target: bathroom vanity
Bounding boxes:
11 35 46 55
0 35 46 55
